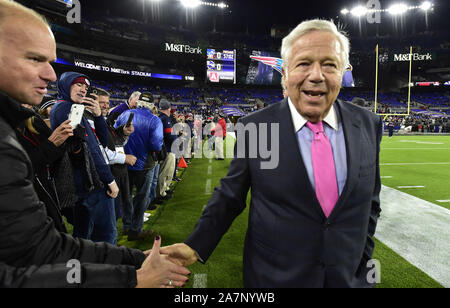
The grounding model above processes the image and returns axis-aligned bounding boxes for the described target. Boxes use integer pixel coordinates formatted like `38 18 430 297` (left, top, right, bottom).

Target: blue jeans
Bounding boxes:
73 189 117 245
148 163 160 209
127 166 156 233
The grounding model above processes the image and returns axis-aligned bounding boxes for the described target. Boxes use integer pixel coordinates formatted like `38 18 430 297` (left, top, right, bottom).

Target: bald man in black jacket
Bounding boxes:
0 0 189 288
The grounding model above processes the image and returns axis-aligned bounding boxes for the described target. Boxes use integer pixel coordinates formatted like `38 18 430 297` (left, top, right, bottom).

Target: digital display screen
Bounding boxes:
246 50 283 86
56 0 73 7
206 48 236 84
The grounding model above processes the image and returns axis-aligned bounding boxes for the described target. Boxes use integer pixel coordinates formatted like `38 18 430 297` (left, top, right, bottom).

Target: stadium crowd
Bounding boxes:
33 77 231 243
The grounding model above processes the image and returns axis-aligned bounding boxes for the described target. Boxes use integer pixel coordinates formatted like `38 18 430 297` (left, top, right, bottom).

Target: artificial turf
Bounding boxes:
379 135 450 210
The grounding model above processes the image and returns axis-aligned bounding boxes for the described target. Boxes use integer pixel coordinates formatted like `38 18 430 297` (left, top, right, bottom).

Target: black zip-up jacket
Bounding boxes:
0 92 146 288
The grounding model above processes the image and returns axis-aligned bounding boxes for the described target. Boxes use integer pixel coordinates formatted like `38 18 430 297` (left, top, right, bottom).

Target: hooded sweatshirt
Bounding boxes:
50 72 114 193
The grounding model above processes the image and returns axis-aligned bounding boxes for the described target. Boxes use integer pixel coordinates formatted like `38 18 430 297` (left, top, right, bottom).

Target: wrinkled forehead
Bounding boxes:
296 31 341 54
289 31 344 65
99 96 110 104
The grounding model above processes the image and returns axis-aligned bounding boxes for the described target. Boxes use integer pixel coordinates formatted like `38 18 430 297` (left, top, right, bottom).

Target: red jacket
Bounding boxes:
212 118 227 138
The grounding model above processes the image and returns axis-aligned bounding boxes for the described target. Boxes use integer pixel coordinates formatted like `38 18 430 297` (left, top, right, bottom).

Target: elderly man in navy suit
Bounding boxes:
161 19 382 288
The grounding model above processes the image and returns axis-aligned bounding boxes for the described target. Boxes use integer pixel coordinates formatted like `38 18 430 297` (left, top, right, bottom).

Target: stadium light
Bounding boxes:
388 3 408 15
351 6 368 17
420 1 432 11
180 0 201 8
341 8 350 15
179 0 229 9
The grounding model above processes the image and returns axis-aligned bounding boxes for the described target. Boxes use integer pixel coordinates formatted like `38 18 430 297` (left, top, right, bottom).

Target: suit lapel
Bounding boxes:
277 99 325 219
328 100 362 221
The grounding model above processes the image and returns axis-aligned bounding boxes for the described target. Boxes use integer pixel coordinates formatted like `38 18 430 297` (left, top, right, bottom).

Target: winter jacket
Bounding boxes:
15 114 69 233
0 91 146 288
115 108 163 171
212 118 227 139
159 112 177 153
50 72 115 193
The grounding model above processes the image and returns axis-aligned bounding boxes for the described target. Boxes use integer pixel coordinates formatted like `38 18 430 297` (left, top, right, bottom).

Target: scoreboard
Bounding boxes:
206 48 236 84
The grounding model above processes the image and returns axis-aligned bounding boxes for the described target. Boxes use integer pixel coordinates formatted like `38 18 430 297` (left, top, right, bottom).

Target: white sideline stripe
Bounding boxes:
416 142 444 145
377 185 450 287
193 274 208 288
205 179 211 195
398 140 444 145
397 186 425 188
207 165 212 175
436 200 450 203
380 176 393 179
383 148 450 150
381 162 450 166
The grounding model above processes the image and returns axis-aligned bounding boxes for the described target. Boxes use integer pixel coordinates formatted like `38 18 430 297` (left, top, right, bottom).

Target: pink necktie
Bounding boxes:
306 121 339 218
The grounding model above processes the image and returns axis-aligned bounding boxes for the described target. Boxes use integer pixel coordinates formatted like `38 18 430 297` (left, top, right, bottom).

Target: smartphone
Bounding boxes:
85 87 98 101
68 104 85 129
125 112 134 127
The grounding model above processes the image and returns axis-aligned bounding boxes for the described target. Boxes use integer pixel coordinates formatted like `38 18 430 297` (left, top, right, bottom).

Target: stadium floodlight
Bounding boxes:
350 6 368 17
341 8 350 15
420 1 432 11
180 0 201 8
218 2 227 9
388 3 408 15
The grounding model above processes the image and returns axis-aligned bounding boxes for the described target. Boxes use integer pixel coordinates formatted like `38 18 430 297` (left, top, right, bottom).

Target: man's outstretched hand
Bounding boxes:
136 236 191 288
159 243 199 267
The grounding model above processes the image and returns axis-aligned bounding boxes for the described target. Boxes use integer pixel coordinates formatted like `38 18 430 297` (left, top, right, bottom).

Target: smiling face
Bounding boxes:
70 82 88 104
283 30 344 123
98 95 110 117
0 15 57 105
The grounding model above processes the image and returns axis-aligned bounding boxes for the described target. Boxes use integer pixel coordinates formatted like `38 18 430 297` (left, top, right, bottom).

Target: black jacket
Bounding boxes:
15 114 69 232
0 91 146 288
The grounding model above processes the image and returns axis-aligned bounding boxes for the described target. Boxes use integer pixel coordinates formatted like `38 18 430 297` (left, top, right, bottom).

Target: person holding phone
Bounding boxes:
15 104 74 233
51 72 120 245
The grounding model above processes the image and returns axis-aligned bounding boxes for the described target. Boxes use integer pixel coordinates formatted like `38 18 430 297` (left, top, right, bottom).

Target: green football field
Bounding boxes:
380 135 450 210
115 135 449 288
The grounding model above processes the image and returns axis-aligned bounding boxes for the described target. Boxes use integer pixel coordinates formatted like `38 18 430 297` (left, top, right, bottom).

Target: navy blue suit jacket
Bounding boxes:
185 98 383 288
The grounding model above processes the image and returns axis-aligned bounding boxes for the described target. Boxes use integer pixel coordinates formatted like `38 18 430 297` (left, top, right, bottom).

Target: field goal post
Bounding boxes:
374 45 413 121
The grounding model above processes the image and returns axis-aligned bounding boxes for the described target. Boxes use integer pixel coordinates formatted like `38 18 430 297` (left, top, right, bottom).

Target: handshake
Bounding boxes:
136 236 199 288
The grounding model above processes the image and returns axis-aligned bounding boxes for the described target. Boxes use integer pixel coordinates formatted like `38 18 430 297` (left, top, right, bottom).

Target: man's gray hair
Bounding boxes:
129 91 141 102
281 19 350 73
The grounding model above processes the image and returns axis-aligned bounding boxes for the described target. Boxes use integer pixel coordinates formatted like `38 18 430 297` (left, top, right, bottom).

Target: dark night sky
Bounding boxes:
83 0 449 37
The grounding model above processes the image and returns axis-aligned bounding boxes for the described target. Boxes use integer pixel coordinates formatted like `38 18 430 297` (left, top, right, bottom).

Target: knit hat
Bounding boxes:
71 76 91 87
